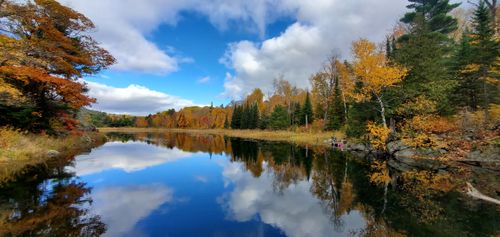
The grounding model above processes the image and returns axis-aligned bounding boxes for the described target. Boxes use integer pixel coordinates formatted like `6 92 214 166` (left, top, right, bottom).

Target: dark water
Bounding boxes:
0 132 498 237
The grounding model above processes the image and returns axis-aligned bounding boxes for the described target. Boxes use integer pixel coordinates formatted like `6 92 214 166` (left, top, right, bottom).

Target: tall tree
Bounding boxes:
231 105 242 129
0 0 115 132
302 91 314 125
351 39 408 128
326 79 345 130
395 0 460 114
456 1 499 120
310 56 337 121
291 102 302 125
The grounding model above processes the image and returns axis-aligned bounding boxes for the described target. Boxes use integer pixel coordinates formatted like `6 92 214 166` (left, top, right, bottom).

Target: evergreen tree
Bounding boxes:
386 37 392 59
452 29 482 109
241 104 249 129
467 1 500 116
269 105 290 130
395 0 460 114
453 1 499 114
230 105 242 129
224 114 229 129
250 103 260 129
314 102 324 120
259 114 269 129
292 102 302 125
326 79 345 130
301 92 314 125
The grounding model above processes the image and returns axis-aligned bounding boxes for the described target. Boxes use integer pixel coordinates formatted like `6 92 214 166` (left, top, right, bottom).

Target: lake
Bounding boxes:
0 132 498 237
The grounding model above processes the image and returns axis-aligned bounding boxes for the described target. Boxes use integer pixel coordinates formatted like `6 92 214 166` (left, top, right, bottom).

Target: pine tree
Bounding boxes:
224 114 229 129
453 30 482 109
455 1 500 117
327 79 345 130
395 0 460 114
250 103 260 129
292 102 302 125
301 92 314 125
269 105 290 130
230 105 242 129
241 104 249 129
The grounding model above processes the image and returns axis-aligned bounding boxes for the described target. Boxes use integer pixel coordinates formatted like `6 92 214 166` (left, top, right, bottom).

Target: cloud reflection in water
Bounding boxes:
68 141 193 175
219 162 366 237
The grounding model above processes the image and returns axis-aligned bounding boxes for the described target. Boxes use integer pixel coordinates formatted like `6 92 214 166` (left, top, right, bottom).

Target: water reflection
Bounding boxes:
92 184 173 237
0 162 105 236
67 141 192 175
0 132 497 237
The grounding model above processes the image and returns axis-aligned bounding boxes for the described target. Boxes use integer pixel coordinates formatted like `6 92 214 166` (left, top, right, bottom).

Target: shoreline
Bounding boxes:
0 131 106 185
98 127 343 147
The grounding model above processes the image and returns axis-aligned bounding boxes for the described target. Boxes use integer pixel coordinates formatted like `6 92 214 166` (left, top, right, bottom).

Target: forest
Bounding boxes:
0 0 499 154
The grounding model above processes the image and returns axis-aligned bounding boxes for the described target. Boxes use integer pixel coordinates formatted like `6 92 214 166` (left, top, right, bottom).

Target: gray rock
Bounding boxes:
393 149 416 159
387 140 409 154
47 150 60 158
348 143 369 152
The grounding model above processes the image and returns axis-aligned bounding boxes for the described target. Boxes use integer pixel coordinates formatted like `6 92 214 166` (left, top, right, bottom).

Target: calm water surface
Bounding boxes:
0 132 498 237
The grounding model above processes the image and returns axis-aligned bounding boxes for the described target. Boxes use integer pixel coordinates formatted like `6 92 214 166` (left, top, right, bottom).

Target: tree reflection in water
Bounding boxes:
105 132 498 237
2 132 494 237
0 159 106 237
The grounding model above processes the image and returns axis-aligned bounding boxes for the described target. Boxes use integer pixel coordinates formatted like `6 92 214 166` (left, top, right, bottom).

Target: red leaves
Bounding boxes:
0 65 95 108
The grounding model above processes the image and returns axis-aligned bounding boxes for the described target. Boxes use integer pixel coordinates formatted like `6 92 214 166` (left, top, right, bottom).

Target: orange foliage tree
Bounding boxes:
0 0 114 132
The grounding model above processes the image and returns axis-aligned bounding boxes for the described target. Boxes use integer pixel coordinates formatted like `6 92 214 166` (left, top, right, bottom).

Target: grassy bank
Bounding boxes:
0 128 106 184
99 127 343 147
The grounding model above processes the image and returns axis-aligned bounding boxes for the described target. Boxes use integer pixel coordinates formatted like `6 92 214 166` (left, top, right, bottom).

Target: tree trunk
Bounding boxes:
341 91 348 121
481 67 490 125
375 94 387 128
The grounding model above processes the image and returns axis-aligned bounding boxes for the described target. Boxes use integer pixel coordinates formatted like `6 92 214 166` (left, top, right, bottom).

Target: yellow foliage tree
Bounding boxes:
351 39 408 127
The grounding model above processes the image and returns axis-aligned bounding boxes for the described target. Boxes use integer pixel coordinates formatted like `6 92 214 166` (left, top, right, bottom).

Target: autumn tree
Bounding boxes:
351 39 408 128
310 57 337 121
0 0 115 132
245 88 265 113
273 78 298 114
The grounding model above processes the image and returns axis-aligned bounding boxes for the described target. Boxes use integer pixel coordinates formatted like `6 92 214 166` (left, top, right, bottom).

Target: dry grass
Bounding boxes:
99 127 345 147
0 128 106 184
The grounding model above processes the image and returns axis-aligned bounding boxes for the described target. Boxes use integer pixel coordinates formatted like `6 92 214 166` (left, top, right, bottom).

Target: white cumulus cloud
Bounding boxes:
221 0 408 97
85 80 198 115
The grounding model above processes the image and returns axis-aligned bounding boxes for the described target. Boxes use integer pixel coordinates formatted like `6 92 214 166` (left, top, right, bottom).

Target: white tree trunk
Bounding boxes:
375 94 387 128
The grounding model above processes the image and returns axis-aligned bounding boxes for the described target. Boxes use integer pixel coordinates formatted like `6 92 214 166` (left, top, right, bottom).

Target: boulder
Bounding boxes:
387 140 410 154
393 149 416 159
347 143 370 152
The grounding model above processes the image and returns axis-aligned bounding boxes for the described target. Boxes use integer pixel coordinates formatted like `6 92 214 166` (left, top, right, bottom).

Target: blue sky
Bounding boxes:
57 0 465 115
